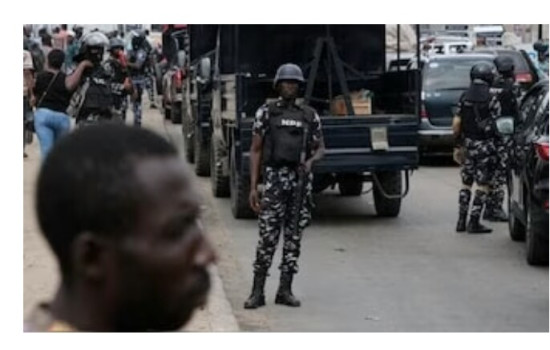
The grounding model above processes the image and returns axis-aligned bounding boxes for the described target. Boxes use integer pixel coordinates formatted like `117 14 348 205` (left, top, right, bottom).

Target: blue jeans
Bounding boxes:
34 108 71 161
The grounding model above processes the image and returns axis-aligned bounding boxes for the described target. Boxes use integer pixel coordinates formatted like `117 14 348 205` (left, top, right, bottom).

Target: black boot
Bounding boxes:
490 207 508 222
275 273 301 307
456 213 467 232
244 273 266 309
468 190 492 234
467 216 493 234
456 189 471 232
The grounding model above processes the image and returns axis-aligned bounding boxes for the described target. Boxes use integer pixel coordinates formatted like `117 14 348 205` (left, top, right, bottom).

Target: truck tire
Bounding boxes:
211 136 230 197
508 182 525 242
526 196 548 266
194 125 210 177
338 175 363 196
171 101 182 124
373 171 402 217
230 146 255 219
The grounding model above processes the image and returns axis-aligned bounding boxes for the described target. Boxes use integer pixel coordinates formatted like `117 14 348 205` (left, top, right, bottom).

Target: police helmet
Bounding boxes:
130 30 146 49
82 31 109 48
533 40 549 53
494 56 514 75
273 63 305 88
470 62 494 85
109 38 125 51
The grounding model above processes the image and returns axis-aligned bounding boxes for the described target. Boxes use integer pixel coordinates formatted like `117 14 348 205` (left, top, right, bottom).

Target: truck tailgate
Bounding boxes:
236 114 419 173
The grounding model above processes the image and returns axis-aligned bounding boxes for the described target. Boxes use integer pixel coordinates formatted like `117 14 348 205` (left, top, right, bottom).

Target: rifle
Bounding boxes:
292 125 309 234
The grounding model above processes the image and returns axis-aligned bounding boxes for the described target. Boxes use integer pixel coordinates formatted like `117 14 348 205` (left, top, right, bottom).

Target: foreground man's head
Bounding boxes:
34 123 216 331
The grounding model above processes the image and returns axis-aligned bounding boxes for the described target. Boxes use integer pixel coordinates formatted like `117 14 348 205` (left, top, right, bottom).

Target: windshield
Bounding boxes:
423 58 493 91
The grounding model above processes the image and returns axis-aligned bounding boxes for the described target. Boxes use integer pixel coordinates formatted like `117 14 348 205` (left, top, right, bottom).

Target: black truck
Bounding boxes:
184 25 421 219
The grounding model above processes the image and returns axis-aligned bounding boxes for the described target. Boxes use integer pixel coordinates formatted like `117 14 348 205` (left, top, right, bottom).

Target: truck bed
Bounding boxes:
235 114 419 174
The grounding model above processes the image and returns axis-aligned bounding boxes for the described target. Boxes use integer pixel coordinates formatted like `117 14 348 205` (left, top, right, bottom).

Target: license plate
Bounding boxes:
371 127 389 151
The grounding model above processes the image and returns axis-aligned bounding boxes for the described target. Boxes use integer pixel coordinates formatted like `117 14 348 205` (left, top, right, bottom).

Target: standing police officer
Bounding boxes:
69 31 115 126
104 38 132 122
244 63 325 309
127 31 149 127
453 62 500 234
485 56 520 222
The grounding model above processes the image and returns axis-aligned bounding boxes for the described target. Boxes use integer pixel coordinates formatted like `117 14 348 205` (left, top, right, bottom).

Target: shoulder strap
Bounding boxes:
37 72 60 108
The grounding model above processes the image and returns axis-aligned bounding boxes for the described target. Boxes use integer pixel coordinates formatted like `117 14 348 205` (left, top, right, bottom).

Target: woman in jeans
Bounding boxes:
33 49 91 161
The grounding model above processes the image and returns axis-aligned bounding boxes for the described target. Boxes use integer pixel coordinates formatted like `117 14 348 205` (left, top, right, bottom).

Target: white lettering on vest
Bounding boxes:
281 119 303 127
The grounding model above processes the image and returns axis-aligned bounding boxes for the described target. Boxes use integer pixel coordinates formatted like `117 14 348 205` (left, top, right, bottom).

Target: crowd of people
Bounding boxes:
23 25 161 160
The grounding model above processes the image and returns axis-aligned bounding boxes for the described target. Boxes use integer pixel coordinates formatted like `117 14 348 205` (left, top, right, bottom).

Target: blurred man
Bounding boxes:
25 124 216 331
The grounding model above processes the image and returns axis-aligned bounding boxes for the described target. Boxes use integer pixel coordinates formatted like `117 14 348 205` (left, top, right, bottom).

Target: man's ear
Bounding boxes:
71 232 112 282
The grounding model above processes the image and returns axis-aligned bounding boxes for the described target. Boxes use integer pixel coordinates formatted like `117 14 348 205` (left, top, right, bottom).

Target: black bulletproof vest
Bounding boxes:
460 84 494 141
81 68 114 117
493 77 519 119
263 102 313 167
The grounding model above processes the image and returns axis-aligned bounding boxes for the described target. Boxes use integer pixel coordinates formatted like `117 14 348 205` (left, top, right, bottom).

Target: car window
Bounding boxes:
533 92 549 135
423 58 493 91
497 51 530 73
521 89 546 127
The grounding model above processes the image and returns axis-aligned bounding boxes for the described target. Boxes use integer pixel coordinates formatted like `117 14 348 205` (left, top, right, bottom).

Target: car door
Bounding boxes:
511 87 542 211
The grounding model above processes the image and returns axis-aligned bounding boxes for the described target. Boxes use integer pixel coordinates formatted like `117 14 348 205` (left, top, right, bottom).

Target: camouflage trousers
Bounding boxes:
252 166 314 275
144 73 155 104
461 138 496 187
458 138 496 220
131 76 146 127
486 138 510 213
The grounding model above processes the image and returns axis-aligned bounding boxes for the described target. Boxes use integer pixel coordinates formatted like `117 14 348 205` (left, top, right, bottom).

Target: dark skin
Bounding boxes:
49 156 216 331
249 80 325 213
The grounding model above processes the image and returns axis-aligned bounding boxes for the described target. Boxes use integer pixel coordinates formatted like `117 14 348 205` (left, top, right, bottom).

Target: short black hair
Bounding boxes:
36 124 178 282
41 34 52 47
48 49 65 70
61 24 68 30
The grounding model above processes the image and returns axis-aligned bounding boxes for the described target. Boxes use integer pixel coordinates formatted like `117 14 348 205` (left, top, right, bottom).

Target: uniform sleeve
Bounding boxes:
310 111 323 142
252 105 269 137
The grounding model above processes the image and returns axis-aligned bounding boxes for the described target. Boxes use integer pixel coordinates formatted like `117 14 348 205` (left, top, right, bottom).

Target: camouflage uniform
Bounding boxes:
457 91 501 225
486 78 520 217
128 48 148 127
252 101 322 276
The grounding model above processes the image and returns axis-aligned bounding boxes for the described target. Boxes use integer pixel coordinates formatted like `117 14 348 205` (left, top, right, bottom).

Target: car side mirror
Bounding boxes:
496 116 515 136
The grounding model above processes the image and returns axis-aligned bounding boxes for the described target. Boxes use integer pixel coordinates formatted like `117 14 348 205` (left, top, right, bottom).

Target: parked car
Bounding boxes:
506 80 548 266
409 53 495 155
475 48 542 91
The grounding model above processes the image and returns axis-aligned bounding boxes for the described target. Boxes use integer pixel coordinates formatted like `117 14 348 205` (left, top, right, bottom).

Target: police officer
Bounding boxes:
244 63 325 309
485 56 520 222
453 62 500 234
104 38 132 122
70 31 115 126
127 30 149 127
534 40 549 76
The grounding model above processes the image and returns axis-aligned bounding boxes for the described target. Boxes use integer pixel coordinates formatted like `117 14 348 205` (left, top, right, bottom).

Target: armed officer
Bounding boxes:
244 63 325 309
104 38 132 122
485 56 520 222
453 62 500 234
127 30 149 127
69 31 115 126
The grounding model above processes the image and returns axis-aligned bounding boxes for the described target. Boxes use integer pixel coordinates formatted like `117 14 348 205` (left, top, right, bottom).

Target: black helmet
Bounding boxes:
470 62 494 85
273 63 305 87
130 30 146 50
109 38 124 51
534 40 549 53
494 56 514 75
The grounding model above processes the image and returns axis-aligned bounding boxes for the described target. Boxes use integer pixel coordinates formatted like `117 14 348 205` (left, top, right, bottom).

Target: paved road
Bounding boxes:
163 119 548 332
